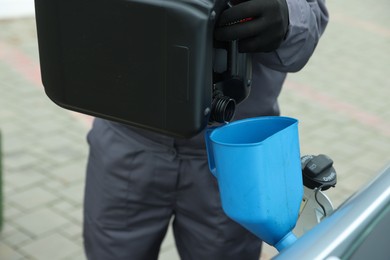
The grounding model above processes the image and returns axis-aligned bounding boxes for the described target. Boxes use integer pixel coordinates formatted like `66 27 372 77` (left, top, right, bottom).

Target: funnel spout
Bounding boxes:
274 232 298 252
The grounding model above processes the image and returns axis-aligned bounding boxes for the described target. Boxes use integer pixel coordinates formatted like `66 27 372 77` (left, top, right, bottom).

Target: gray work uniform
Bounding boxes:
83 1 328 259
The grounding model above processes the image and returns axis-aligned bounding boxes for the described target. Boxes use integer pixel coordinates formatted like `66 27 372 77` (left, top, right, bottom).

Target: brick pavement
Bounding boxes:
0 0 389 259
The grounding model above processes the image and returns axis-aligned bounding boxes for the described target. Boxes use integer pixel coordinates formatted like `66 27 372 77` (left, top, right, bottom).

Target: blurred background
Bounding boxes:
0 0 389 259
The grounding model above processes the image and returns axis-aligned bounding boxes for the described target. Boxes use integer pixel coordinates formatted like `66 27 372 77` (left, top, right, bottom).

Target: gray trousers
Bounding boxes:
83 119 262 260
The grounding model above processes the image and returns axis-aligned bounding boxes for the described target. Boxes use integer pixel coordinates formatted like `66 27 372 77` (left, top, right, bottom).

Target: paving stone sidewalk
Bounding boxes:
0 0 389 259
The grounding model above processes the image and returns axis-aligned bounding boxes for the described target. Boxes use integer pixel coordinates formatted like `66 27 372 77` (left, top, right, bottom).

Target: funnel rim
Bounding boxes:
209 116 298 147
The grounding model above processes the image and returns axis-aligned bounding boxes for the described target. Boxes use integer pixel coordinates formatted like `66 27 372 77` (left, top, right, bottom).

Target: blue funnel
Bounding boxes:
205 117 303 251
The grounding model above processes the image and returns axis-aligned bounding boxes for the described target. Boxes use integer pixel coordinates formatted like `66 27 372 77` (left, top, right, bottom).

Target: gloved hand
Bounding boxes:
215 0 289 53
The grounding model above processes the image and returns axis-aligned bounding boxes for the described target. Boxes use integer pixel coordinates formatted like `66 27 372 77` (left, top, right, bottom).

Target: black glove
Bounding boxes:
215 0 289 53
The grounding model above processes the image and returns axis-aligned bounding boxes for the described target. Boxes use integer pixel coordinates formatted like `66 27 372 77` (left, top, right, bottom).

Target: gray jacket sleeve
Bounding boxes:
253 0 329 72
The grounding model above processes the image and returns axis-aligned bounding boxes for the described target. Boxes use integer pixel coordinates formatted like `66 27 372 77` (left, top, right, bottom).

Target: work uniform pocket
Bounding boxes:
85 119 144 228
84 119 177 229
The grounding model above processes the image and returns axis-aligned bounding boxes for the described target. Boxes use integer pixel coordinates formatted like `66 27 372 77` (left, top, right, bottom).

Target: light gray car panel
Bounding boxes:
275 164 390 260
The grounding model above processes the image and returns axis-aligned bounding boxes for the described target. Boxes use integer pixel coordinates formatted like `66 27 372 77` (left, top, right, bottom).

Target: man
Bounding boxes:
83 0 328 259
